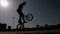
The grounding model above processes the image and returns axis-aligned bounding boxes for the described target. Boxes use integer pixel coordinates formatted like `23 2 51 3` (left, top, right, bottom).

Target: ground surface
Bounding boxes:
0 29 60 34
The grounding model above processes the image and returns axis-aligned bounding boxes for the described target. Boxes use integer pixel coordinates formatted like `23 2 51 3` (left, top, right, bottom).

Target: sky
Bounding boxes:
0 0 60 29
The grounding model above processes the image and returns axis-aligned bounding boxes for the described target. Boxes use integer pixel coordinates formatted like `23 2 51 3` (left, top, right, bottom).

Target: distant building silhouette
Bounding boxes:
0 23 7 31
8 26 11 30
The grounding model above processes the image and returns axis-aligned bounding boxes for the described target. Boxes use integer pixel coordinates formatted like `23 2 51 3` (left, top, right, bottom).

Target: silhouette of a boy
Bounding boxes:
17 2 27 24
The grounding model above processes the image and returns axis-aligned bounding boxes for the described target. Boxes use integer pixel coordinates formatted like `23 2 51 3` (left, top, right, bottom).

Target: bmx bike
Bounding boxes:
17 14 33 29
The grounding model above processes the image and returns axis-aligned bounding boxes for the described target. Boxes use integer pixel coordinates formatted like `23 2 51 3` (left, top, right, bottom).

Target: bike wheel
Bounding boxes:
16 24 21 29
26 14 33 21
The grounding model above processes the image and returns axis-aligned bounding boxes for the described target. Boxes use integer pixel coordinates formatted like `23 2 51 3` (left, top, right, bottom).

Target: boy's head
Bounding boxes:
23 1 26 5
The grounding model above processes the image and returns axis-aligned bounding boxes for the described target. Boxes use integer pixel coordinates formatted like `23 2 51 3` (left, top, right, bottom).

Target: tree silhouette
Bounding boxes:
36 25 40 29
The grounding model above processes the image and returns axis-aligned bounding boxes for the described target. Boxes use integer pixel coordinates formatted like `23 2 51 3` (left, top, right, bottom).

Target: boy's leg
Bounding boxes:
22 15 27 23
18 16 22 24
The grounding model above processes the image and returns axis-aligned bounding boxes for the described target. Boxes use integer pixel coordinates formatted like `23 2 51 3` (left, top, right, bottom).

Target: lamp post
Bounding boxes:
0 3 1 21
13 17 15 29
